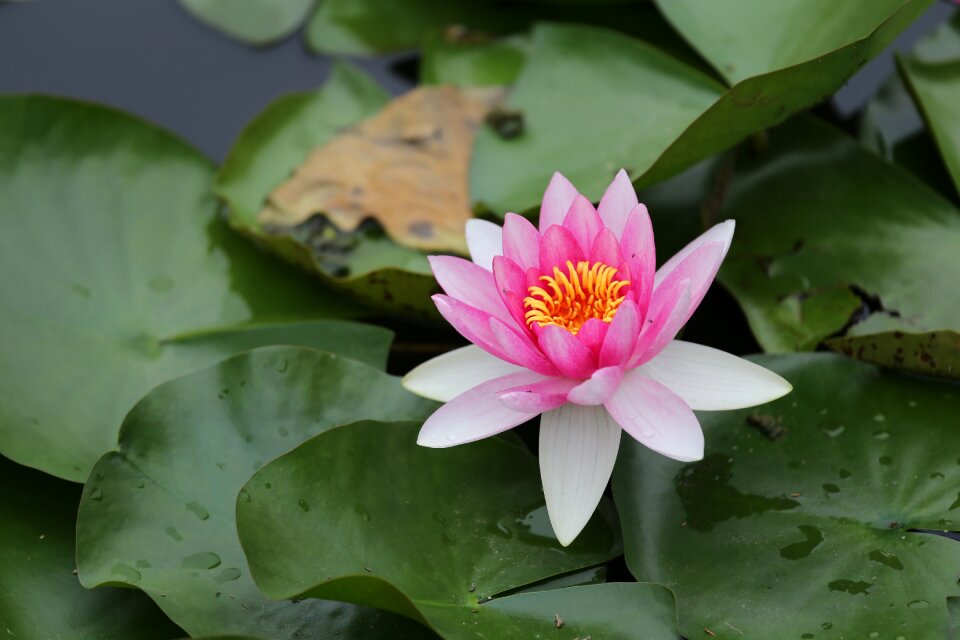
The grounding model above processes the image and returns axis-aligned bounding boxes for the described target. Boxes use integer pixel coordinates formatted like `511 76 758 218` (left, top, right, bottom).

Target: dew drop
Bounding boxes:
873 414 885 422
277 359 290 373
278 425 289 437
238 489 251 504
135 559 151 569
90 488 104 502
822 483 840 494
839 468 852 479
186 502 210 521
111 563 141 583
930 472 945 480
165 527 183 541
821 424 845 438
181 552 221 570
869 632 879 638
298 498 310 512
354 504 372 522
821 622 833 630
907 599 929 609
873 430 890 440
215 567 242 584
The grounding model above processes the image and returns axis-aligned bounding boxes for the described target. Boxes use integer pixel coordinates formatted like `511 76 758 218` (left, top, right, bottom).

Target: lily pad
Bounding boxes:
0 95 380 481
76 347 437 639
0 457 183 639
716 116 960 378
899 12 960 197
613 353 960 639
421 33 530 87
178 0 315 45
470 3 927 215
236 421 624 635
217 64 440 320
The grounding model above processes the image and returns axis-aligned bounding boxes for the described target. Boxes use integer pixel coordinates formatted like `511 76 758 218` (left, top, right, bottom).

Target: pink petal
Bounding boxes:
502 213 541 272
576 318 609 353
567 366 623 406
597 169 639 238
589 228 624 268
604 368 704 462
417 371 544 447
654 220 735 288
630 279 692 367
492 255 531 331
539 225 585 275
433 295 524 367
562 195 603 255
538 324 598 379
429 256 514 326
599 299 640 368
489 318 558 377
499 377 577 413
465 219 503 270
619 203 655 313
539 172 580 232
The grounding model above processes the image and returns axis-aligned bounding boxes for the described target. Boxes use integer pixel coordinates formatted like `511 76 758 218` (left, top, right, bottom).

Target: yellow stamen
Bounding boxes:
523 260 630 335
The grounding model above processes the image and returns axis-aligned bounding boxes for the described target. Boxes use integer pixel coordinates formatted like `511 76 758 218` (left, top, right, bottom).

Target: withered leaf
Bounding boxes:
259 85 506 253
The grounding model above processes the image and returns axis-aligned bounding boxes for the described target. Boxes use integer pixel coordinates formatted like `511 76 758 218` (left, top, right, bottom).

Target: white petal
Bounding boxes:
539 404 621 546
654 220 735 288
642 340 792 410
605 368 704 462
417 371 542 447
465 219 503 270
402 345 522 402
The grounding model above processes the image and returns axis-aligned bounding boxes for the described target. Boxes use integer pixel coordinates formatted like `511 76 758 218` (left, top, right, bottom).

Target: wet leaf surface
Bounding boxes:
76 347 438 639
614 353 960 639
0 95 379 481
236 421 629 637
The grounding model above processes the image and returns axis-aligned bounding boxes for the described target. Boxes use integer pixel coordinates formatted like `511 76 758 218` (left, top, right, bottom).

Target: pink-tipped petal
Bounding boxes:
499 377 578 413
402 345 523 403
540 404 621 546
540 172 580 232
599 299 640 368
539 224 585 274
605 369 704 462
619 203 655 311
589 228 624 268
502 213 541 272
465 218 503 270
567 366 624 406
489 318 558 377
562 195 603 255
430 255 514 326
576 318 609 354
641 340 793 411
539 324 598 379
597 169 639 238
492 255 530 331
417 371 544 447
655 220 735 288
433 295 523 367
630 279 692 367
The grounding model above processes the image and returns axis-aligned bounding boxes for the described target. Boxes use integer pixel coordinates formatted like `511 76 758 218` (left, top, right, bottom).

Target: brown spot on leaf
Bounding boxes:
259 85 506 253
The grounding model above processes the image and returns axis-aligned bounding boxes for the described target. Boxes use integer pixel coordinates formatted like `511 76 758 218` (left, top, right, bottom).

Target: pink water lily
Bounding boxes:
403 170 791 546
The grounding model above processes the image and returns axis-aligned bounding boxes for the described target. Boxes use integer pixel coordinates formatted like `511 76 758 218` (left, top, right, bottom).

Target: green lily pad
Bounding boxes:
613 353 960 639
0 95 381 482
0 458 183 639
178 0 315 45
76 347 437 638
236 421 624 635
421 33 530 87
217 63 441 320
716 116 960 378
470 3 927 215
899 13 960 197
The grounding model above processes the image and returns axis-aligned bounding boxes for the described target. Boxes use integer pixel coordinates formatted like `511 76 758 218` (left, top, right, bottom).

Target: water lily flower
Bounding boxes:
403 170 792 546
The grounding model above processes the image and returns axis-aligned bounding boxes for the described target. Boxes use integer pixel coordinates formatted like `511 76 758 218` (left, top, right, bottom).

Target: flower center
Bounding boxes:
523 260 630 335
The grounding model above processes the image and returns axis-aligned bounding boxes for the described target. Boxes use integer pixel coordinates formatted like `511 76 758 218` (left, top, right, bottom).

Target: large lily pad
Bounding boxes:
178 0 315 45
470 3 927 215
0 457 182 639
0 95 379 482
217 64 440 320
613 353 960 639
76 347 437 639
236 421 625 636
899 12 960 197
716 116 960 378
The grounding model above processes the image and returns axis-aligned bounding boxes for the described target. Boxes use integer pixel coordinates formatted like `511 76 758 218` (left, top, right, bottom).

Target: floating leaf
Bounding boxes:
421 33 530 87
76 347 437 639
236 421 624 635
717 117 960 378
0 95 380 481
0 458 183 639
178 0 314 45
613 353 960 639
900 12 960 196
262 85 505 253
218 64 441 320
